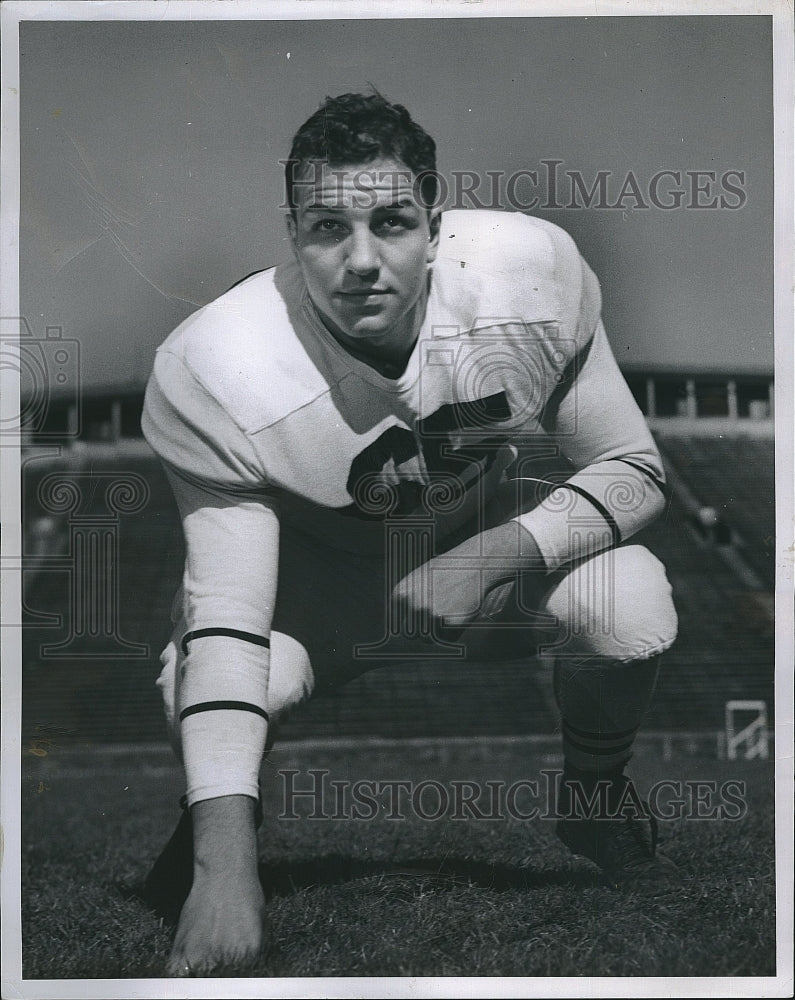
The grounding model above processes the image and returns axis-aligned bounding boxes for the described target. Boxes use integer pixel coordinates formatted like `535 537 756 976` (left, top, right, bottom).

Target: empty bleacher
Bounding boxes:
19 427 775 749
654 434 775 589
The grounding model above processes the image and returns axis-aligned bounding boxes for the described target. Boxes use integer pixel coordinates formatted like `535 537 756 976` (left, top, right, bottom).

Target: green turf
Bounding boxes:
19 741 776 980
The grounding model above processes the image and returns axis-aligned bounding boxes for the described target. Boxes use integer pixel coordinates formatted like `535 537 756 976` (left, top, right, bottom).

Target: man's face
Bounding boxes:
287 158 441 358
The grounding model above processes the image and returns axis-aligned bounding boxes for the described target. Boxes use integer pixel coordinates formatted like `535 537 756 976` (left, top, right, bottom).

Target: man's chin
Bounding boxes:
336 319 394 343
317 304 407 351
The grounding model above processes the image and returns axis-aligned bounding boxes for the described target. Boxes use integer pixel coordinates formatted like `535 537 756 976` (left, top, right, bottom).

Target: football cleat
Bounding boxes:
555 771 681 891
557 810 681 890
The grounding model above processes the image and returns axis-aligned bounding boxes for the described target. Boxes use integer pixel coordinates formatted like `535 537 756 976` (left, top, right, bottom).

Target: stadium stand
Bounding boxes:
19 378 776 754
654 434 774 589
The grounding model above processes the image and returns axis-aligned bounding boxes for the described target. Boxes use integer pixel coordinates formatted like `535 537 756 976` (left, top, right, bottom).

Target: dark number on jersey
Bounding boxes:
345 391 512 517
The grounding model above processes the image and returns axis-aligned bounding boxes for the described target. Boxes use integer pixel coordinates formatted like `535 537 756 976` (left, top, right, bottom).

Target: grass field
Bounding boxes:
19 738 776 982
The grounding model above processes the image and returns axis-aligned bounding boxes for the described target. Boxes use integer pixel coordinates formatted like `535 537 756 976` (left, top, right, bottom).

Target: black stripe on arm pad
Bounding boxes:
614 458 668 496
179 700 270 723
181 628 271 656
560 483 622 548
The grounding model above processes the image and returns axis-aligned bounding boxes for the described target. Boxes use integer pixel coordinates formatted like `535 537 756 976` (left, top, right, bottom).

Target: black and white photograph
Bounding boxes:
1 1 792 996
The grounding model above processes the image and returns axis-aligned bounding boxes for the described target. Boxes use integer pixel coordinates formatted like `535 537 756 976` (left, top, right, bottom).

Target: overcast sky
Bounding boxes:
19 14 774 393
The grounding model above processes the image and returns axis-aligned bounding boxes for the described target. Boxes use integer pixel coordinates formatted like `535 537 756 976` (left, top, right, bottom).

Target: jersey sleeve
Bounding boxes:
142 347 280 805
512 245 667 572
142 345 275 497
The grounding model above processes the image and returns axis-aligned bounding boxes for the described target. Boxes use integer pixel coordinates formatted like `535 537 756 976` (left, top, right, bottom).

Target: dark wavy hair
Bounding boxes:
284 92 438 213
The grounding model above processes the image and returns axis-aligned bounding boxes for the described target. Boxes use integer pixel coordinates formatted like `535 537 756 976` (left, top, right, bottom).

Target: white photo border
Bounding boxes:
1 2 792 998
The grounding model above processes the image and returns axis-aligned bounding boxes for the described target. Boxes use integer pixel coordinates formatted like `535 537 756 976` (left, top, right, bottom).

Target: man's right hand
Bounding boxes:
167 795 267 977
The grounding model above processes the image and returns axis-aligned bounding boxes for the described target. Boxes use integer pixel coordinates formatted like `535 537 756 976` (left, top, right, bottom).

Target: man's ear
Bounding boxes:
285 213 298 254
426 207 443 263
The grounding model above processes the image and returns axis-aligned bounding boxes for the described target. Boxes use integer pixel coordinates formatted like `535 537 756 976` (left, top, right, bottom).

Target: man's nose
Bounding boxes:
345 228 380 276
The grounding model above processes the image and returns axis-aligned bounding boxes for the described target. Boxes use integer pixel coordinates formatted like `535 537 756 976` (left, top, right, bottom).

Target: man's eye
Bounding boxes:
314 219 346 234
378 216 406 232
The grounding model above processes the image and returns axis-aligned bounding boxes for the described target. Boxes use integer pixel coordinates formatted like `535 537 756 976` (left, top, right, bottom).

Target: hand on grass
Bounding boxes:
167 795 267 977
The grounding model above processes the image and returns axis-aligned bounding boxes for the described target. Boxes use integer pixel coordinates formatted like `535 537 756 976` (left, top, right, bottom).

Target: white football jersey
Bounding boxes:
143 209 665 571
142 208 669 806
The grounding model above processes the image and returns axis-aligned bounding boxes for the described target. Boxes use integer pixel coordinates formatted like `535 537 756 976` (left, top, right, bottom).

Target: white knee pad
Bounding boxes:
155 587 186 755
540 544 678 662
267 631 316 724
156 634 182 760
156 628 316 755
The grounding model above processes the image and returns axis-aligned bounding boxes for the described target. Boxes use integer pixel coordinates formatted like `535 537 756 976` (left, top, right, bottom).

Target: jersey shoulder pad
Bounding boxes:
153 265 331 434
436 210 601 344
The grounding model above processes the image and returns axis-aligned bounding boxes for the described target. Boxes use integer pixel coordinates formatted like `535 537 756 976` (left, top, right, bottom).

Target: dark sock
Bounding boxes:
559 760 630 819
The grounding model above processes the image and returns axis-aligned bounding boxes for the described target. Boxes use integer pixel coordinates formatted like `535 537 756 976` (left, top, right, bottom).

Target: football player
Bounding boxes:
142 92 679 975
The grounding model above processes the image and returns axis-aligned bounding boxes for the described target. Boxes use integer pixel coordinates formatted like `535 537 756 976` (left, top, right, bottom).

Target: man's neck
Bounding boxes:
334 330 416 380
313 276 430 380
